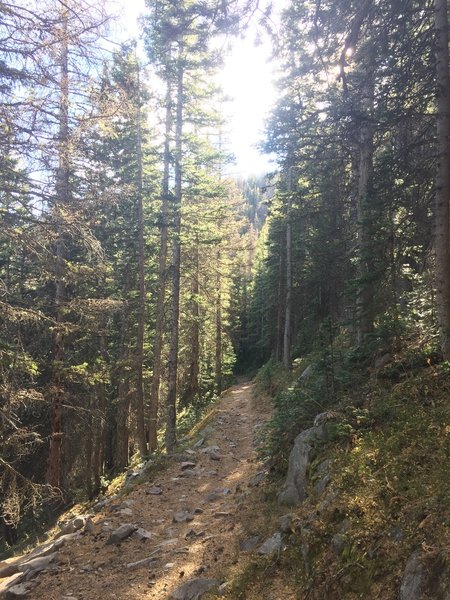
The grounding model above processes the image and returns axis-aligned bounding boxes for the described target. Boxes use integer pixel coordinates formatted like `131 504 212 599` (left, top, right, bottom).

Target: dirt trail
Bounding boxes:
28 380 270 599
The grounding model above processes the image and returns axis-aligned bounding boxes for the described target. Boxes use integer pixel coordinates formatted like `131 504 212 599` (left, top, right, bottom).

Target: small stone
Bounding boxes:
180 469 197 478
83 517 96 534
331 533 347 555
147 486 163 496
180 462 196 471
249 472 264 487
193 438 205 448
164 563 175 570
173 511 194 524
185 529 205 540
57 515 89 537
278 514 293 534
127 552 161 570
119 508 133 517
124 471 142 488
200 446 220 455
206 493 220 503
213 512 230 518
134 528 152 541
209 452 221 461
106 523 138 545
239 535 260 552
194 508 204 514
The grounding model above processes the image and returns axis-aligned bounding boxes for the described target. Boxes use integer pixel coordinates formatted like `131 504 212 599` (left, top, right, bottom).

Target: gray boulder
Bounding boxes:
258 532 283 555
313 459 332 496
169 578 219 600
298 364 314 382
18 552 57 574
400 551 450 600
278 413 329 506
2 581 36 598
400 552 428 600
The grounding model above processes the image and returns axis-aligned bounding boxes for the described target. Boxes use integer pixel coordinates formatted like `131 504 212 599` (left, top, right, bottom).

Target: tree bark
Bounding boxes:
283 172 293 370
275 229 284 363
434 0 450 358
181 237 200 407
215 249 223 395
115 269 133 472
165 54 184 454
46 6 69 488
356 70 375 345
148 79 172 452
92 333 107 497
135 56 147 457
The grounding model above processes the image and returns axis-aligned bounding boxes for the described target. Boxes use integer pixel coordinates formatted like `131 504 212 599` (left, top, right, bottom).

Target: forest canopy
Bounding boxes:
1 0 450 554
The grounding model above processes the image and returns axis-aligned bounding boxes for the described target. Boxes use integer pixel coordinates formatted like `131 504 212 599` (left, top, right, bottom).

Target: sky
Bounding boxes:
108 0 280 177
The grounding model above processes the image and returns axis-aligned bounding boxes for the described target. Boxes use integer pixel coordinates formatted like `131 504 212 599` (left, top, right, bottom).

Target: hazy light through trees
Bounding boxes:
109 0 281 176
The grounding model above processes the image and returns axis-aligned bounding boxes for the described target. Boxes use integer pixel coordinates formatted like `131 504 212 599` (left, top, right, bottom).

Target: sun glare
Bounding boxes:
109 0 281 177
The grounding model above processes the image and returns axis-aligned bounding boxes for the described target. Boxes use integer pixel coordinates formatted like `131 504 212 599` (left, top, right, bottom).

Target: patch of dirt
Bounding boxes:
24 381 271 600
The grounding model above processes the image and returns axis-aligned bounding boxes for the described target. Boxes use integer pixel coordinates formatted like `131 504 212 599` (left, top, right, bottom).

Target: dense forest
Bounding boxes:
2 0 450 583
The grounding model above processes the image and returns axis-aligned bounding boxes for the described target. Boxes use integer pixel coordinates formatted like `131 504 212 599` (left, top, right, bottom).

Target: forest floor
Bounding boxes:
10 380 280 600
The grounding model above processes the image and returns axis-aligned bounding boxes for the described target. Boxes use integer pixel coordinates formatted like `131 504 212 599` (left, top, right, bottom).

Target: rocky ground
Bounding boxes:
0 381 278 600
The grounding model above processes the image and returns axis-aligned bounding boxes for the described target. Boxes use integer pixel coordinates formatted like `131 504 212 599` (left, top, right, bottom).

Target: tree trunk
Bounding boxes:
356 71 375 345
135 56 147 457
115 269 133 472
181 237 200 407
283 174 293 370
148 80 172 452
165 55 184 454
85 395 94 499
275 229 284 362
215 249 222 395
46 7 69 488
92 333 107 496
434 0 450 358
115 377 131 472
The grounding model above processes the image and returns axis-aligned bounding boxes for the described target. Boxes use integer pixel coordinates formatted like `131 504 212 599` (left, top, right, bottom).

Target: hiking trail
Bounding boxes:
2 380 272 600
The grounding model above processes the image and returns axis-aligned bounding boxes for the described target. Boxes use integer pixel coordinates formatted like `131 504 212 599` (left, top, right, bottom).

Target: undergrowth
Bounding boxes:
229 343 450 599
